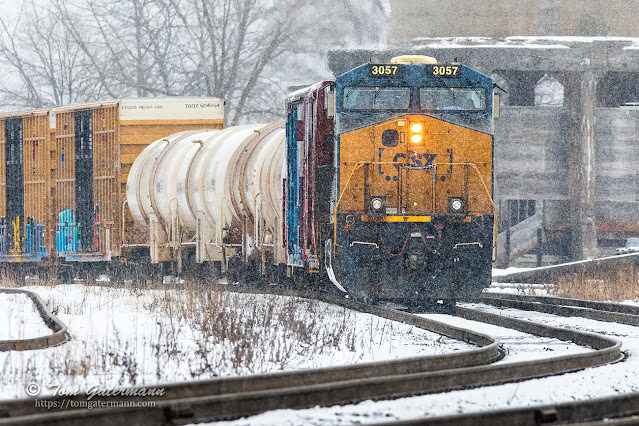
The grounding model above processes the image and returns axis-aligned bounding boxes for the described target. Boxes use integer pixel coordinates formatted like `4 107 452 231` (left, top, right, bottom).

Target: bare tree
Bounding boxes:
51 0 184 98
0 0 389 120
0 1 110 109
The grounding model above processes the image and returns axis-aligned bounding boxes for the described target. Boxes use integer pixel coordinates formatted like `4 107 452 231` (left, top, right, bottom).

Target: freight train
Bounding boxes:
1 56 496 305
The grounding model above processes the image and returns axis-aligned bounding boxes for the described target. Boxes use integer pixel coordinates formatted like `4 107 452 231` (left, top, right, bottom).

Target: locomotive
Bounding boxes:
1 56 495 304
125 55 496 304
286 55 496 303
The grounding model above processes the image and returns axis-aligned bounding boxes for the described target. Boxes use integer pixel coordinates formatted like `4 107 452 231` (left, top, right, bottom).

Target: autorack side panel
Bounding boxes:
22 113 51 260
54 109 80 256
54 103 119 259
91 105 118 257
5 117 24 256
0 110 51 261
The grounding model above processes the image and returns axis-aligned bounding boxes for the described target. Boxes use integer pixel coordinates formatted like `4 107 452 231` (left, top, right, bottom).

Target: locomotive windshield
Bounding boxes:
343 87 410 110
419 87 486 111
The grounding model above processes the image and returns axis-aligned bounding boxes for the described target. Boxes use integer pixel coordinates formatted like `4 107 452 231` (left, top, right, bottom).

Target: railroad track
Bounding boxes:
479 292 639 326
0 288 69 351
0 289 622 425
377 292 639 425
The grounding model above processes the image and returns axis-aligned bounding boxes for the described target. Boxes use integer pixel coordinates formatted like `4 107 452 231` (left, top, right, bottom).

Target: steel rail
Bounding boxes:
379 292 639 425
479 292 639 326
0 290 621 425
0 290 501 419
379 392 639 426
0 287 69 351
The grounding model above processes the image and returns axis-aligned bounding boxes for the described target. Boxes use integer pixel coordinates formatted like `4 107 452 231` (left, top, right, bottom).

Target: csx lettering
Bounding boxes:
389 153 438 168
432 66 459 76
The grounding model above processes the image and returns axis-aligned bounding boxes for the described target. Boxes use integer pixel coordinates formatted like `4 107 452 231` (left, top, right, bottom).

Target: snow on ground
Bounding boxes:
492 267 533 277
214 305 596 426
0 293 51 340
0 284 473 400
7 281 635 425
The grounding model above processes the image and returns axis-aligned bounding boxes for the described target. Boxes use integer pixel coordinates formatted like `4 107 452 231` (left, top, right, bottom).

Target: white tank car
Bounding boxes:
126 122 286 268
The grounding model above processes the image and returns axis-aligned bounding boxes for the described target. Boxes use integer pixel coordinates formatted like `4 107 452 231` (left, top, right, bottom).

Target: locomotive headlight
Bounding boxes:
448 197 466 215
369 196 386 214
410 122 423 144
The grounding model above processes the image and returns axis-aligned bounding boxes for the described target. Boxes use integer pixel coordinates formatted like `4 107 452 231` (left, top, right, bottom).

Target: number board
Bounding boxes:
428 65 462 78
369 64 401 78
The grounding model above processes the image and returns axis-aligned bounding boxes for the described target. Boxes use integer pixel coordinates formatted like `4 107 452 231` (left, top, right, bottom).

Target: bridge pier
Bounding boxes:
560 68 600 260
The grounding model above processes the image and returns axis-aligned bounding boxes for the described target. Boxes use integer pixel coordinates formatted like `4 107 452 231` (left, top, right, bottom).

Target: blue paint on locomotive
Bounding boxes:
334 63 494 135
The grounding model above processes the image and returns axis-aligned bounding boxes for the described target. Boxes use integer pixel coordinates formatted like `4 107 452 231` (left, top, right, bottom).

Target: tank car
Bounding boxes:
127 55 496 304
125 123 287 280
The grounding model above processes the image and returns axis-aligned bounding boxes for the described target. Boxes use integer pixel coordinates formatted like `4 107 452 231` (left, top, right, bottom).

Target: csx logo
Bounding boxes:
377 148 438 181
392 152 437 169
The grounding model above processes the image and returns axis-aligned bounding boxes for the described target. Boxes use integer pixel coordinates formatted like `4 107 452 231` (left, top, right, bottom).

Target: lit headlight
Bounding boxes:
451 199 463 211
371 198 383 211
410 122 423 144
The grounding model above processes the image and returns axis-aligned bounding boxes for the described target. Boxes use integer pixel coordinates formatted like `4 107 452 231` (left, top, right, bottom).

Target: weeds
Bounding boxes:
551 266 639 301
0 278 446 398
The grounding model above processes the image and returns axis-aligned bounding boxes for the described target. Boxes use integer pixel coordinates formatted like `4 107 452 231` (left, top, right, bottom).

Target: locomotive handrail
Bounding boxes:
333 161 403 249
430 162 498 251
333 161 497 253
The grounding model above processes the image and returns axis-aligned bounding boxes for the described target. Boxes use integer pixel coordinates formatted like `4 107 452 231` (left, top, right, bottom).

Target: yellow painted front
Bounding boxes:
339 115 492 215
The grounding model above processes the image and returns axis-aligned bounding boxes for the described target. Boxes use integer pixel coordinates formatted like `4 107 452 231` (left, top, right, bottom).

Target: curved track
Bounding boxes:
480 292 639 326
0 289 622 425
0 288 69 351
376 292 639 425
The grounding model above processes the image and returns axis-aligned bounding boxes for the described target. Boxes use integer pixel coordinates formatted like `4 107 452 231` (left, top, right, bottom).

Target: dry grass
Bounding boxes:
1 279 365 387
551 266 639 301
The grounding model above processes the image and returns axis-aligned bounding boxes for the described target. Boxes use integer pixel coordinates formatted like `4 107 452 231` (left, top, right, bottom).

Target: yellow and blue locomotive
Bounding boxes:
286 56 495 304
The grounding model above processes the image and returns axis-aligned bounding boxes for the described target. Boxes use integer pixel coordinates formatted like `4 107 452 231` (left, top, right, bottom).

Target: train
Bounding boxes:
1 56 496 305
